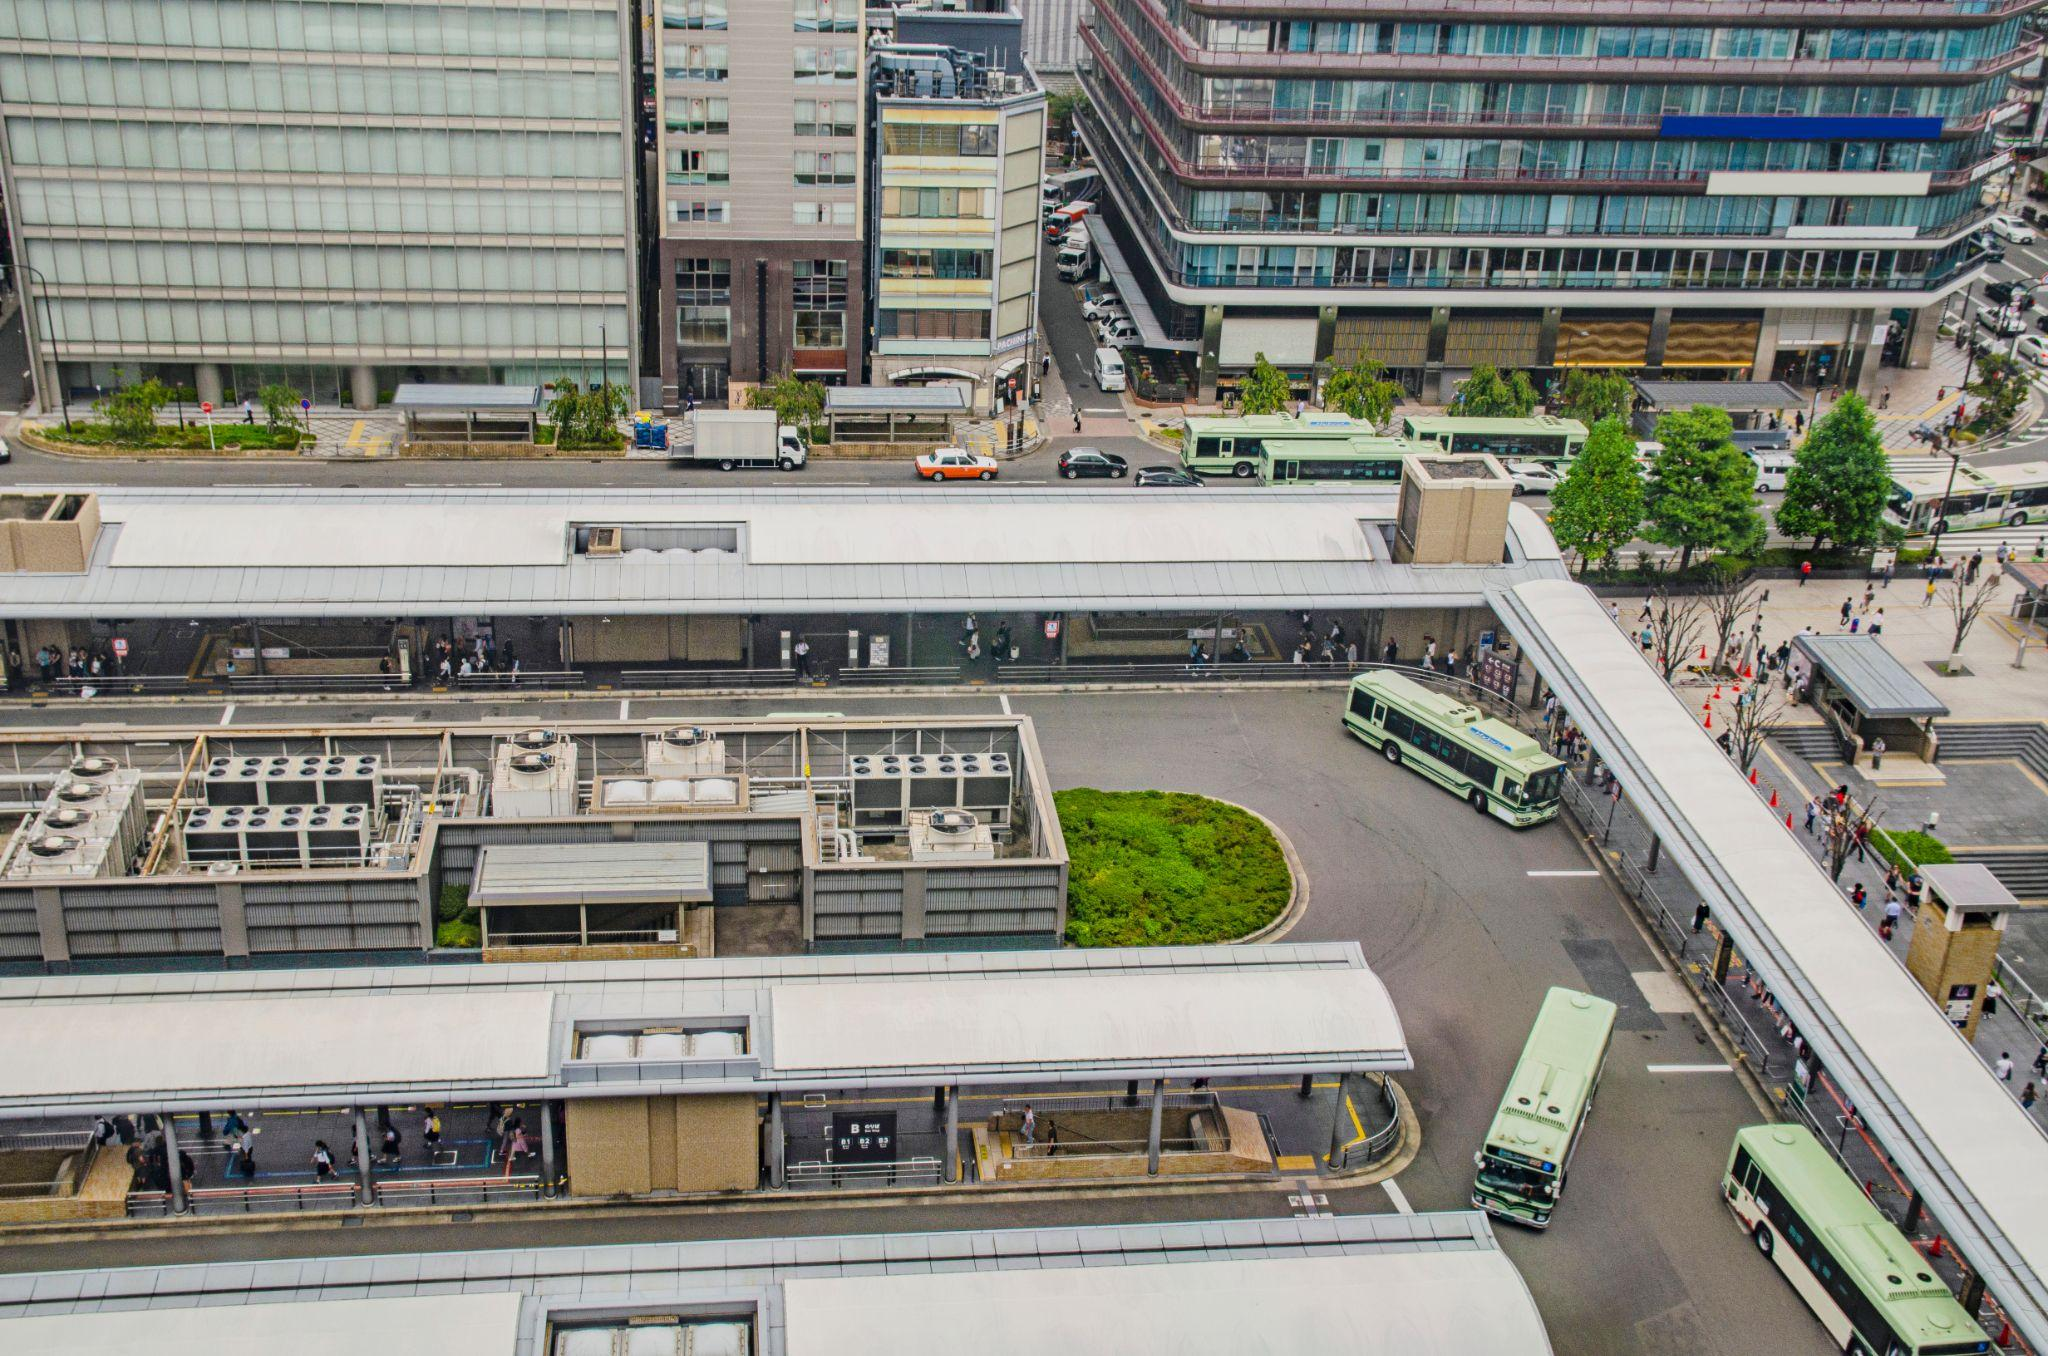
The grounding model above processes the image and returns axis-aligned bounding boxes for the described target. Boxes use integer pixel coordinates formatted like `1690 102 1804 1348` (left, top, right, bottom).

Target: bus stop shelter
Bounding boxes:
825 385 965 445
392 384 543 445
1789 632 1949 766
1630 379 1804 434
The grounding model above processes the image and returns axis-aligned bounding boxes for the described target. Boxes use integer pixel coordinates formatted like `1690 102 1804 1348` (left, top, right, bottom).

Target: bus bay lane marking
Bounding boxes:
1382 1179 1416 1216
1527 869 1601 877
1646 1063 1734 1073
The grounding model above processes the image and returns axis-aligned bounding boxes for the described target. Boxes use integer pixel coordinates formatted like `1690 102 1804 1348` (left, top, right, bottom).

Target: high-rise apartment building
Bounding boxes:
867 40 1047 411
654 0 865 405
1078 0 2031 401
0 0 638 411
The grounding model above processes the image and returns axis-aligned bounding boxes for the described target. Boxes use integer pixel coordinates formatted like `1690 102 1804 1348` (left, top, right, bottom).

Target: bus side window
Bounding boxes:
1348 689 1373 720
1371 703 1385 725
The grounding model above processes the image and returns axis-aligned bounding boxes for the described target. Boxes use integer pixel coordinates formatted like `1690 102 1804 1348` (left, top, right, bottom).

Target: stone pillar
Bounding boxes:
162 1112 187 1214
1325 1071 1352 1168
540 1099 557 1196
1426 305 1452 401
1903 302 1940 371
196 364 224 408
943 1086 960 1184
1536 308 1563 370
1750 311 1781 382
1145 1078 1166 1175
32 885 68 965
767 1091 785 1189
351 363 377 411
216 881 250 959
1645 307 1674 373
353 1107 376 1205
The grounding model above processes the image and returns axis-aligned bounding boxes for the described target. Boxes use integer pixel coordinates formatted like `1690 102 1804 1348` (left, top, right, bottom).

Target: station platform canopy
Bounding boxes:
3 486 1568 619
1490 577 2048 1348
0 942 1410 1118
0 1215 1552 1356
1629 379 1804 413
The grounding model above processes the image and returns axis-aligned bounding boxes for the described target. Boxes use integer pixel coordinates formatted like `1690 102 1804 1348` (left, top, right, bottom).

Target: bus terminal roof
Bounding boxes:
1791 633 1950 719
1491 577 2048 1349
2 485 1568 619
0 943 1410 1116
0 1214 1553 1356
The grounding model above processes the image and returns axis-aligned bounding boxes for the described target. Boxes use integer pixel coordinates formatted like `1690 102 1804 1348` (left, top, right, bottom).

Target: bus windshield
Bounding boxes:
1519 768 1563 805
1478 1153 1554 1197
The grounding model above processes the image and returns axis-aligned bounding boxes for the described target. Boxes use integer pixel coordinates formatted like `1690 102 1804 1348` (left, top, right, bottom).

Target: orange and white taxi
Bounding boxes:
915 447 999 481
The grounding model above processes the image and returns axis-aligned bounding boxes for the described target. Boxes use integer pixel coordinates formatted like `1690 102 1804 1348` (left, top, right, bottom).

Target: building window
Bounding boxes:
793 259 848 349
793 201 857 226
882 123 997 156
665 44 728 81
676 257 731 347
882 248 993 280
794 46 856 83
880 186 987 219
663 0 727 27
794 151 857 186
668 200 730 223
794 99 856 137
668 148 730 185
667 97 729 134
794 0 858 32
877 309 991 340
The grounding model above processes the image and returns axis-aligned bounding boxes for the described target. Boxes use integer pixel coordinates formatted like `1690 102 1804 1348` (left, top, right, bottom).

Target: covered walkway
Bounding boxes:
1492 577 2048 1348
1790 631 1949 766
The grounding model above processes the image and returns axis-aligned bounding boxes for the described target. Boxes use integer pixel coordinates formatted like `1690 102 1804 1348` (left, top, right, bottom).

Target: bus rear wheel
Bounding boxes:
1469 790 1489 815
1232 461 1255 478
1753 1224 1773 1258
1382 741 1400 765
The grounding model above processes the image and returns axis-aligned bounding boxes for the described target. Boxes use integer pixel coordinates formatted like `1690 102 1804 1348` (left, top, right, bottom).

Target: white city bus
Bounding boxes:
1885 461 2048 535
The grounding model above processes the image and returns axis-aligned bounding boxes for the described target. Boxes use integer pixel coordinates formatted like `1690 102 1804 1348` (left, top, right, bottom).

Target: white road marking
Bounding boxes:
999 693 1012 714
619 698 630 721
1527 869 1600 877
1631 969 1694 1015
218 704 235 726
1382 1179 1415 1215
1646 1063 1734 1073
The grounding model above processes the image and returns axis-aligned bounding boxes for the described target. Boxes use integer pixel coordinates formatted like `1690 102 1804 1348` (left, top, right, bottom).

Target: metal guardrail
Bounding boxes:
1330 1074 1404 1170
373 1175 546 1207
834 666 970 687
620 667 808 690
127 1181 360 1216
786 1157 943 1188
27 672 408 699
453 671 582 689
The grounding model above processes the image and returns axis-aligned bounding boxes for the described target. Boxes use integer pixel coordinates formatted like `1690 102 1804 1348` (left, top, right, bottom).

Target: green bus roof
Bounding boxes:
1733 1124 1989 1348
1353 671 1560 775
1259 436 1420 459
1399 414 1590 437
1183 413 1377 437
1483 987 1618 1166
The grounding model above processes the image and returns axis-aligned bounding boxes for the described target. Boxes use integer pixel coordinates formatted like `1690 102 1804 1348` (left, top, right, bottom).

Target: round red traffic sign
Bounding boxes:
201 401 213 413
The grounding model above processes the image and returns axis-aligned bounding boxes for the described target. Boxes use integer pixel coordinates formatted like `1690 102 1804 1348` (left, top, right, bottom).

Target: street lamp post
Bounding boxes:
1930 444 1965 564
5 260 69 430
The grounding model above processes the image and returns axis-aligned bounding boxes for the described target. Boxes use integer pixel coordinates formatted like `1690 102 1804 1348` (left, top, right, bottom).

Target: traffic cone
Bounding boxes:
1750 768 1759 785
1785 810 1795 828
1741 662 1753 679
1713 684 1723 700
1997 1320 2013 1348
1704 710 1713 729
1769 789 1779 808
1699 644 1708 660
1930 1236 1945 1259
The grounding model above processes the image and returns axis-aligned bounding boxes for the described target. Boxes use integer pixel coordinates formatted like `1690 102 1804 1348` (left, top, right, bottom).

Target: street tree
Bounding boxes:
1553 369 1634 426
746 372 827 437
1238 353 1291 415
1700 567 1765 675
1448 363 1538 417
1320 356 1403 428
1969 351 2030 431
1646 586 1708 683
257 382 304 433
96 374 171 444
1546 416 1644 574
1643 405 1764 571
1775 393 1890 551
1941 568 2004 673
1724 681 1790 776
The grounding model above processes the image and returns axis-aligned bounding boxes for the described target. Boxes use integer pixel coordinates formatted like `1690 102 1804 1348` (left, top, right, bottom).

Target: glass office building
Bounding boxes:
1078 0 2033 400
0 0 637 410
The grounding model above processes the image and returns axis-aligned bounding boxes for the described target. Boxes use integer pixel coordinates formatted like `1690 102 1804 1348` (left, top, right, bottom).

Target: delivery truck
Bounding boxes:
680 409 808 470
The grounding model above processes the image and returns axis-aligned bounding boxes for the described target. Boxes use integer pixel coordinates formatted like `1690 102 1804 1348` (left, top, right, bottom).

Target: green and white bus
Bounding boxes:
1343 670 1564 826
1259 435 1420 485
1181 412 1378 477
1725 1124 1990 1355
1399 414 1589 467
1884 460 2048 535
1472 986 1617 1228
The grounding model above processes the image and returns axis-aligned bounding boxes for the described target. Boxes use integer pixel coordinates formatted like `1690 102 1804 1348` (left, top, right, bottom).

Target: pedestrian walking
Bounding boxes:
1883 895 1903 930
1997 1051 2015 1082
1072 409 1082 433
1970 550 1985 584
1870 736 1886 769
379 1124 402 1163
2033 1044 2048 1076
242 398 254 424
1880 388 1892 410
1869 609 1883 636
1882 561 1894 588
1804 796 1820 834
1851 882 1868 911
1799 560 1812 587
1923 578 1937 607
793 638 812 680
1382 637 1398 665
1608 600 1620 624
235 1126 258 1177
1839 596 1853 627
423 1109 443 1155
2024 1082 2037 1111
1040 352 1051 378
1884 863 1902 896
1020 1104 1037 1146
311 1140 337 1181
1986 981 2003 1017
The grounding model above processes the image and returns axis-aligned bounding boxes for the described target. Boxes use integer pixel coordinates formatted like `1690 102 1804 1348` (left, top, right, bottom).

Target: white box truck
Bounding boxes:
682 409 808 470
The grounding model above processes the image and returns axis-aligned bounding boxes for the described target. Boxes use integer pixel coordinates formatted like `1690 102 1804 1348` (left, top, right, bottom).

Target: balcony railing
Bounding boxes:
1118 0 2044 80
1167 264 1972 291
1180 0 2048 24
1084 11 2021 135
1083 32 2003 194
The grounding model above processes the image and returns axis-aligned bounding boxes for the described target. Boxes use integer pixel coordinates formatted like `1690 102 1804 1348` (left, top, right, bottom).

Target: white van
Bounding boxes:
1093 346 1126 392
1750 450 1794 493
1056 239 1092 282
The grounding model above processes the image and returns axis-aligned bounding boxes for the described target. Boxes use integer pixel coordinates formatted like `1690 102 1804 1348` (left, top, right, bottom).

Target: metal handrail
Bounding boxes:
453 670 582 688
372 1175 545 1206
787 1157 943 1184
619 667 805 689
1331 1074 1404 1169
1189 0 2045 19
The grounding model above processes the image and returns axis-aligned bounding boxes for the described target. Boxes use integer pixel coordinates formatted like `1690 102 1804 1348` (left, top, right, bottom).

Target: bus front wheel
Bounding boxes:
1753 1224 1773 1258
1469 790 1489 815
1232 461 1255 478
1382 741 1401 765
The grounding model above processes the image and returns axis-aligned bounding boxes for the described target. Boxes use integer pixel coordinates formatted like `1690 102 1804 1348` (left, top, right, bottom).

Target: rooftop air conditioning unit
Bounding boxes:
909 808 997 863
491 734 579 817
586 526 623 556
70 756 123 780
6 832 117 880
646 725 727 776
46 766 146 868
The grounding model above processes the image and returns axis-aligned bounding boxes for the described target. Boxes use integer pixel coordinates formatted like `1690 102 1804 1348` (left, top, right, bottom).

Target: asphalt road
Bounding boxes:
0 687 1825 1354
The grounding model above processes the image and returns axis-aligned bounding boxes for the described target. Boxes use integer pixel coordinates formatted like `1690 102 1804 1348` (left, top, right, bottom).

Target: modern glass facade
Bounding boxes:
0 0 636 409
1079 0 2034 398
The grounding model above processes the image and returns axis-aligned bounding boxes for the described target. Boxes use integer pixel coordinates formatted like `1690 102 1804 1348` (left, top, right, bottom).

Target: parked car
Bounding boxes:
1993 213 2038 244
2019 333 2048 367
1082 292 1122 322
1097 317 1141 347
1502 461 1560 497
2028 303 2048 334
1134 465 1203 487
1977 303 2027 337
915 447 999 481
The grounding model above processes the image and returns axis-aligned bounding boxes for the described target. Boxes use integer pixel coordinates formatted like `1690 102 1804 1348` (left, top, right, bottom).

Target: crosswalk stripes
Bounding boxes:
1907 526 2048 558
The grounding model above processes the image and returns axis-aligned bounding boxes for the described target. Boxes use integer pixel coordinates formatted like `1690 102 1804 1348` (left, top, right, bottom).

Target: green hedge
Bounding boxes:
1872 828 1954 872
434 881 480 948
1055 788 1290 946
48 420 303 450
